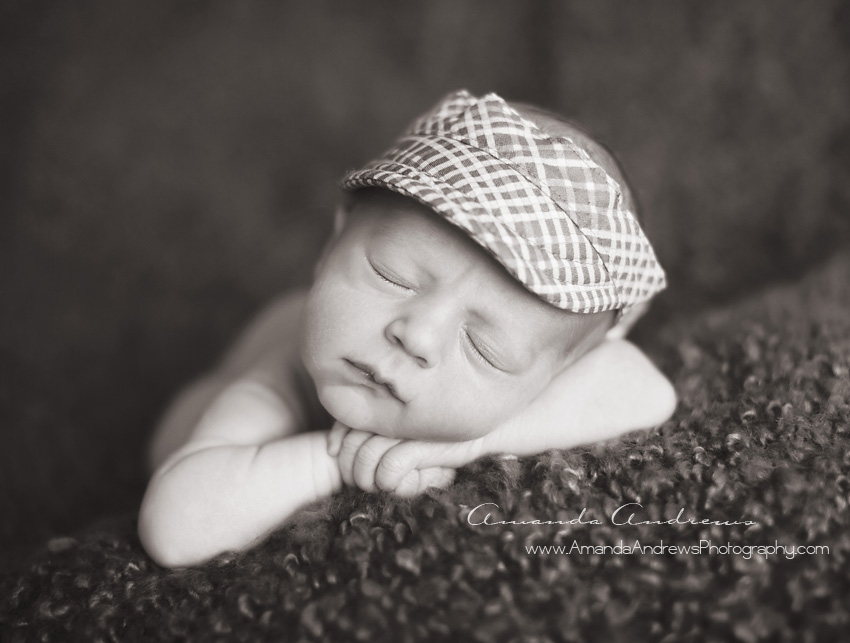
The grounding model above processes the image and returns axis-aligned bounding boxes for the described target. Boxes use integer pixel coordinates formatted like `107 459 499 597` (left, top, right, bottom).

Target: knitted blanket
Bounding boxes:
3 250 848 642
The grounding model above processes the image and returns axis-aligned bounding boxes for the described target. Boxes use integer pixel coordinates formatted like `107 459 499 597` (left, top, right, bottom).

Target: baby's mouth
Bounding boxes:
344 359 405 403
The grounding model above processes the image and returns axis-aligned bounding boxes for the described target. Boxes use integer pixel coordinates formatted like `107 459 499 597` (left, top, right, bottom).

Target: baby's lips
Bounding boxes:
347 358 408 403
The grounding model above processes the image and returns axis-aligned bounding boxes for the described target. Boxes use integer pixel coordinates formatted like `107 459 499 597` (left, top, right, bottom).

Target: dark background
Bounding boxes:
2 1 850 573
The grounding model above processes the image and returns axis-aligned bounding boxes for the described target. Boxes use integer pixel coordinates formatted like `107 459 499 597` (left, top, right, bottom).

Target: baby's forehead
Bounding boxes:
346 189 485 256
347 190 517 278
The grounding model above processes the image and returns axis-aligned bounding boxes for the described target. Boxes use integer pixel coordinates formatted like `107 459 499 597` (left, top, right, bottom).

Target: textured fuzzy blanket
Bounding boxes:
3 250 848 642
4 3 850 641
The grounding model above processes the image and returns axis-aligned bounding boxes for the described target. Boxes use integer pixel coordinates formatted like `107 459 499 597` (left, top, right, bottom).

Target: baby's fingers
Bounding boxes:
394 467 456 498
351 435 401 492
374 440 477 492
337 430 373 487
327 421 350 457
372 446 420 492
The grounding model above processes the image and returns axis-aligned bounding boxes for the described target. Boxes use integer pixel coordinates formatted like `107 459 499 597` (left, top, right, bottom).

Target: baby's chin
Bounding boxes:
318 384 491 441
318 384 399 435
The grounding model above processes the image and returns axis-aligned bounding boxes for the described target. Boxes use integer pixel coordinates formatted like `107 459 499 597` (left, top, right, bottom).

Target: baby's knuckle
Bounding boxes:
339 434 363 454
355 442 384 466
378 452 408 475
338 444 358 464
394 471 421 497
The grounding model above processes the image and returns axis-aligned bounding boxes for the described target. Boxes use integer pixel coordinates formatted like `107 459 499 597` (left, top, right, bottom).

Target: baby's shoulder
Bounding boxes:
217 289 309 379
249 288 309 342
261 289 309 334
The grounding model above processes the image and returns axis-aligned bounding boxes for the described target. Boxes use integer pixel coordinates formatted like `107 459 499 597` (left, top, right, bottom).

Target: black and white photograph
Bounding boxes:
2 2 849 641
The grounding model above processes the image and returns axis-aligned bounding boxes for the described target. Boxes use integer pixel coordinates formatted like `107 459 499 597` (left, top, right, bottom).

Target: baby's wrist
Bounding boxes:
479 416 524 457
479 430 501 457
468 435 488 460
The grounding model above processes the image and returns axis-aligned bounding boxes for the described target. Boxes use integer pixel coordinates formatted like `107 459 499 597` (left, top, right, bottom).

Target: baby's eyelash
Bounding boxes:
465 332 500 370
371 264 409 290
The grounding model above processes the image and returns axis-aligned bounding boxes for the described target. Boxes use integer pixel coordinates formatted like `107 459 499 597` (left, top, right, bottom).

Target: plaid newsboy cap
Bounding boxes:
341 90 666 321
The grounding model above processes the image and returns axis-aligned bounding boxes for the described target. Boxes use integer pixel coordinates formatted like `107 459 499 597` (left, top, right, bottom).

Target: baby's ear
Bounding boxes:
606 301 650 340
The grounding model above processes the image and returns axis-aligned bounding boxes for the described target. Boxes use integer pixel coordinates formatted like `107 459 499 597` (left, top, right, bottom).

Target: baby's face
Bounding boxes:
301 190 606 441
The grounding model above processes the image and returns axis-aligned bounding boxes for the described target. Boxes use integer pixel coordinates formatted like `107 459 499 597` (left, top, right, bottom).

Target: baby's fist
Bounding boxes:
329 422 460 496
389 465 456 497
373 438 483 496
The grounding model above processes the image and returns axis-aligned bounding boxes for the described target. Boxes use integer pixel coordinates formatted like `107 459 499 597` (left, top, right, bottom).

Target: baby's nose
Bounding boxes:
385 303 452 368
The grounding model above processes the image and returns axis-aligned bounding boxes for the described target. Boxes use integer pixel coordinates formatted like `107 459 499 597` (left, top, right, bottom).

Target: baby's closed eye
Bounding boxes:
370 261 413 291
463 331 505 371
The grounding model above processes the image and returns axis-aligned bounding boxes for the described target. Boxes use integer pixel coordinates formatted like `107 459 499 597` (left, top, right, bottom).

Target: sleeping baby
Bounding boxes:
138 90 677 567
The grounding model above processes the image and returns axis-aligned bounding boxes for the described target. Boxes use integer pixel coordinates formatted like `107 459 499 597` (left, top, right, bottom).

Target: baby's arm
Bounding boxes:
480 338 677 456
139 381 342 568
336 339 676 493
139 294 343 568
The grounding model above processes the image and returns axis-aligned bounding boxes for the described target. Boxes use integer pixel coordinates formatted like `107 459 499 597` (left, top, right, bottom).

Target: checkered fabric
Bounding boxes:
341 90 666 320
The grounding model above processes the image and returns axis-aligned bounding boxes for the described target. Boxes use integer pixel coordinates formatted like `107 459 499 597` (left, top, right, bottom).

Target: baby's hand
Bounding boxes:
328 422 482 497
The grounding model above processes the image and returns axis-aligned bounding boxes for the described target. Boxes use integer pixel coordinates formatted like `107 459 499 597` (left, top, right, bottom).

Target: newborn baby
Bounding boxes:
139 91 677 567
